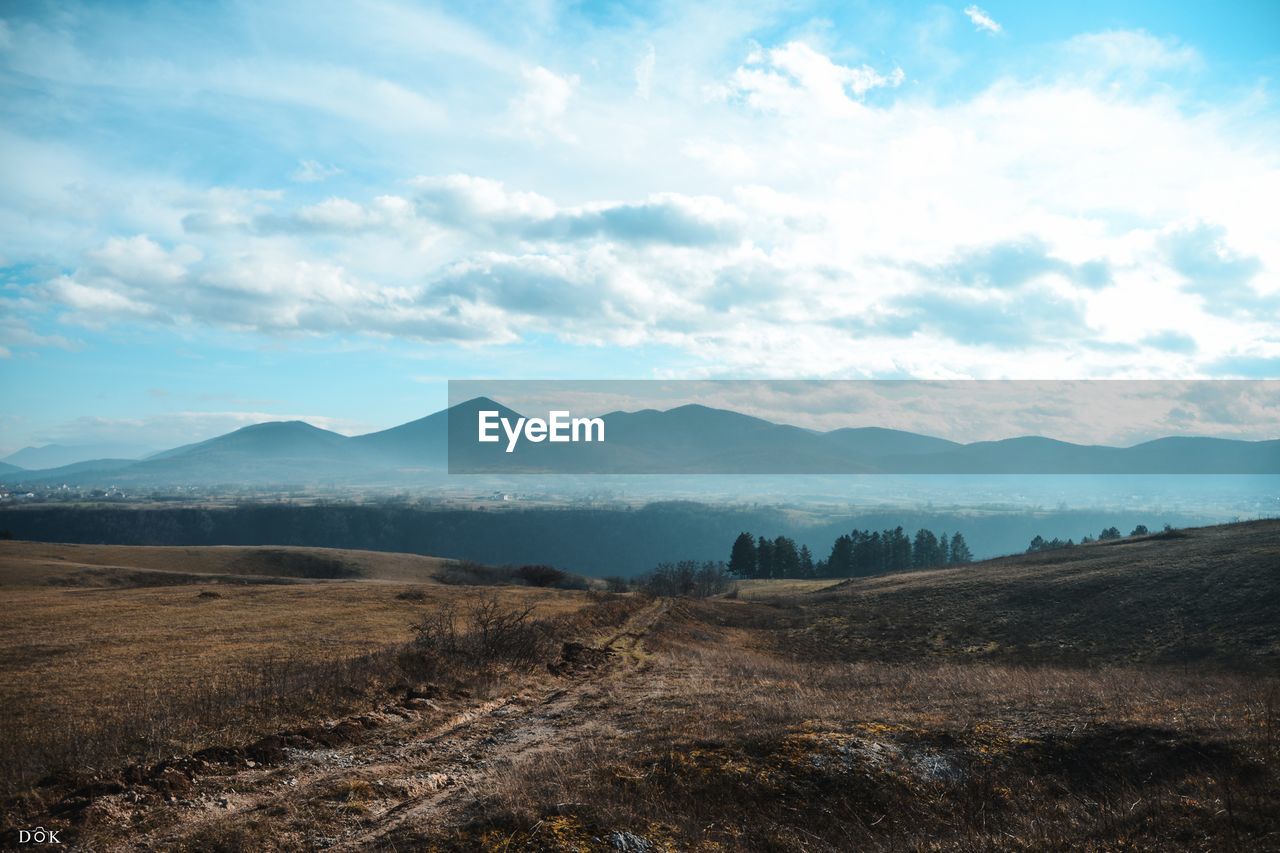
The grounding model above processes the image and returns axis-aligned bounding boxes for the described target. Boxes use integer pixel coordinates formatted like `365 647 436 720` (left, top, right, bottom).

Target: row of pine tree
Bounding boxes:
728 527 973 579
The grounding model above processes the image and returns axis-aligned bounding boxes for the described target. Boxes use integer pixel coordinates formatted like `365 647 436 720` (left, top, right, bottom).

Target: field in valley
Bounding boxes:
1 522 1277 850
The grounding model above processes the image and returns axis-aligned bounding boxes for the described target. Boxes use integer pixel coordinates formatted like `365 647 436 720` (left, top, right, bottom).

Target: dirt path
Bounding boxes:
333 598 668 850
102 598 670 851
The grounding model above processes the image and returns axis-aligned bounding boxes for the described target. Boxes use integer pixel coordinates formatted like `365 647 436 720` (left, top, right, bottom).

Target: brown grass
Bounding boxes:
459 612 1280 851
0 543 591 794
0 539 457 585
730 578 844 599
2 522 1277 850
729 520 1280 669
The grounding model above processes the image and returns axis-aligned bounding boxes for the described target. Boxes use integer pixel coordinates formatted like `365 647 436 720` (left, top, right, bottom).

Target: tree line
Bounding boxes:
1026 524 1164 553
729 527 973 579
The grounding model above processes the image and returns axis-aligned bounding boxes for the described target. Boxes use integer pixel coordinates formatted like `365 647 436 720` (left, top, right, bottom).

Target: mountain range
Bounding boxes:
1 397 1276 486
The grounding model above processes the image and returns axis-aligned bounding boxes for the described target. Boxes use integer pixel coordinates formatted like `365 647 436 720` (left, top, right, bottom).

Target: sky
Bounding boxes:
1 0 1278 456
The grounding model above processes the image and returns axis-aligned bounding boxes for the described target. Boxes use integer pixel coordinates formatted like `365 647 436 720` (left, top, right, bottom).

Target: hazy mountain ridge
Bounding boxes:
2 397 1276 486
1 443 157 469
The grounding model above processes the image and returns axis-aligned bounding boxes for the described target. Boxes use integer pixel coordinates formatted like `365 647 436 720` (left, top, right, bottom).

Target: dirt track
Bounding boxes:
95 599 671 851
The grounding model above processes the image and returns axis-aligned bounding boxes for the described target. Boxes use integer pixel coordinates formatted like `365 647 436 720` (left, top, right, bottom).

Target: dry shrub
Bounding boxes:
405 592 624 680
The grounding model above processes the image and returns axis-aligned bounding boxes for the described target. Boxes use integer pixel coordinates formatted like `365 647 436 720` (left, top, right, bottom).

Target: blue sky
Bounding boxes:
1 1 1278 455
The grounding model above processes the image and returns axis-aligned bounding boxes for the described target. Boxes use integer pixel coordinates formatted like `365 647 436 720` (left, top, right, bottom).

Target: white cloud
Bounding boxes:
289 159 344 183
509 65 579 140
722 41 904 117
963 6 1002 35
0 315 78 358
4 26 1277 380
635 44 656 100
1063 30 1201 76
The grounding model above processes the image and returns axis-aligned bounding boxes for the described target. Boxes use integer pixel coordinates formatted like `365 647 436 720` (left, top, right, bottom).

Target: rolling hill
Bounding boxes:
0 539 457 587
767 518 1280 668
1 398 1276 486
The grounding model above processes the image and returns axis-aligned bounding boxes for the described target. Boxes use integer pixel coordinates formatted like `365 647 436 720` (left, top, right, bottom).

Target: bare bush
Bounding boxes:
408 593 558 677
640 560 732 598
514 564 567 587
437 559 589 590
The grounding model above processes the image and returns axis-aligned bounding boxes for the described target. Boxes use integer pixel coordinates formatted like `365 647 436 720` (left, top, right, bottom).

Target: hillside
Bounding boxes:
734 519 1280 669
0 540 457 587
1 520 1276 850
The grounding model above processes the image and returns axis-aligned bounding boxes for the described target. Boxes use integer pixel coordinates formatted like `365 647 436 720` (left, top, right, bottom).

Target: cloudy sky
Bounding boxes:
1 1 1278 454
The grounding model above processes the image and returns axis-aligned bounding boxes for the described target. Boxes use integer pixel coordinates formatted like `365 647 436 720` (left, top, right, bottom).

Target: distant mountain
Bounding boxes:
12 459 138 481
349 396 521 468
821 427 961 458
119 421 374 485
4 398 1276 487
147 420 350 461
2 443 156 469
0 461 24 476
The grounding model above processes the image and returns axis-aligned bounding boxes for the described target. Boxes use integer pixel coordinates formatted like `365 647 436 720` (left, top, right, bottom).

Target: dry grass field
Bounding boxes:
0 541 593 799
1 521 1278 850
731 577 844 599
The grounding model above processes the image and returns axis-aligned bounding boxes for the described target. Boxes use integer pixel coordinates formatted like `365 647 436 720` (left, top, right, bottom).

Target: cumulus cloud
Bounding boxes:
963 6 1002 35
1162 223 1272 318
0 314 78 359
1141 331 1197 354
926 238 1110 290
889 287 1090 347
410 176 742 246
509 65 579 139
3 25 1277 381
289 159 344 183
722 41 904 117
40 234 505 342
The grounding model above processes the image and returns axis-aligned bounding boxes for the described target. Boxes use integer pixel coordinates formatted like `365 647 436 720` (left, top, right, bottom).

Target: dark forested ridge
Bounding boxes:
0 502 1217 576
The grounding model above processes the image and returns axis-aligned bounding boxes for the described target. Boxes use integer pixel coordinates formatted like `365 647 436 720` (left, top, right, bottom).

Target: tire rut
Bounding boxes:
334 598 669 850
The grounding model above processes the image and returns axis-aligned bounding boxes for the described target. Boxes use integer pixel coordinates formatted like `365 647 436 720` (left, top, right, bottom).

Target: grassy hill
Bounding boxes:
0 540 457 587
732 519 1280 669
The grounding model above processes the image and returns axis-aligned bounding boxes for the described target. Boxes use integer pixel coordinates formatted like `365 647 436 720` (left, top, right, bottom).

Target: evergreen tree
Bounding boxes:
827 534 854 577
729 532 757 578
867 531 884 574
756 535 775 579
773 536 800 578
888 526 912 571
912 528 941 568
1130 524 1149 537
949 532 973 563
1099 526 1122 541
798 545 814 578
939 532 950 565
